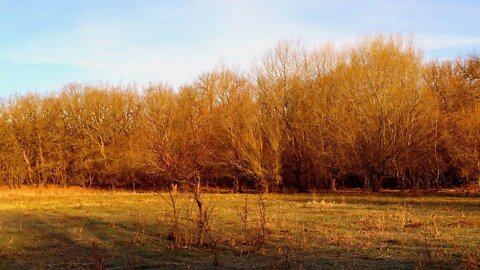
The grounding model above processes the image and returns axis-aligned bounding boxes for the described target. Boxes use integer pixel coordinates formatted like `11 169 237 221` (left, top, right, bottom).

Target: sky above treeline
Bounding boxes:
0 0 479 96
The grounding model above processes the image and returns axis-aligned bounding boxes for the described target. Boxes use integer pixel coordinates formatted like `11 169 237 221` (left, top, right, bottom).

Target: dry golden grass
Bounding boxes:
0 187 479 269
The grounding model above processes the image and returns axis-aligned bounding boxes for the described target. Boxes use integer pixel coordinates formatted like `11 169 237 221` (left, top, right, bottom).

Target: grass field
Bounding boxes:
0 187 479 269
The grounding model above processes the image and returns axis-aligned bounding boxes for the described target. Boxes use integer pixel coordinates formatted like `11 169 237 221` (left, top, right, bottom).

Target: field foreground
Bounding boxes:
0 188 479 269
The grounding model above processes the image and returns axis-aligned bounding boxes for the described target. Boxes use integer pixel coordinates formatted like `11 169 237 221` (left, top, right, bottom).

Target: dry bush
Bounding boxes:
234 193 270 252
159 179 220 266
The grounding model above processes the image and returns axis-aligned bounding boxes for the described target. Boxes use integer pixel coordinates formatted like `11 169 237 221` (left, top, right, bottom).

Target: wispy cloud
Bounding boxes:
0 0 479 94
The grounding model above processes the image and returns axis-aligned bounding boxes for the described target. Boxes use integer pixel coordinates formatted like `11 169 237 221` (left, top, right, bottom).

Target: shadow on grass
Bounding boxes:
0 213 93 269
280 192 480 211
0 212 456 269
0 212 215 269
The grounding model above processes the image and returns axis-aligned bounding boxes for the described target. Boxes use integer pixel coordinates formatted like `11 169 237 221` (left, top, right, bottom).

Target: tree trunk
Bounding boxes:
192 172 205 247
233 176 240 193
295 169 307 192
330 177 337 192
260 179 269 194
373 176 383 192
363 177 370 191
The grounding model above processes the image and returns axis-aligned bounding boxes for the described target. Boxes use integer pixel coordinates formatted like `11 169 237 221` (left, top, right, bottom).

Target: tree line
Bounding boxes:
1 35 479 192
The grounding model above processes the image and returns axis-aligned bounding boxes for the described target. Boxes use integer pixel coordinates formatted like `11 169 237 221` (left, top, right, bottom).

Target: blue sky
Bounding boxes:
0 0 479 95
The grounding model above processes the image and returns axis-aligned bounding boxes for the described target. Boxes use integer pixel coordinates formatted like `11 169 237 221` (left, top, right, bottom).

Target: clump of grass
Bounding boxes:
131 215 147 245
459 250 480 270
305 199 337 208
90 241 107 270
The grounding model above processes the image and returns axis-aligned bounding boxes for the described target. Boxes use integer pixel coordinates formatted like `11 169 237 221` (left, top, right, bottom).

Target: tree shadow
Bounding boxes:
279 192 480 211
0 211 464 269
0 212 215 269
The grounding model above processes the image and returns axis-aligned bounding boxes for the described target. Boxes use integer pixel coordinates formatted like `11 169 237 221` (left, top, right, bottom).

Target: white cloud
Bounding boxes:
417 34 480 50
1 0 479 92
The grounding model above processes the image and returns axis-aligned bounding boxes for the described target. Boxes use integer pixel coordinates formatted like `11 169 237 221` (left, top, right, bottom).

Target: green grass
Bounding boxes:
0 187 479 269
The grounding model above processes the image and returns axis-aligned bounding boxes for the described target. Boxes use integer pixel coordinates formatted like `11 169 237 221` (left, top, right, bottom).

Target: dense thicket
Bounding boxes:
1 36 479 192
